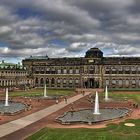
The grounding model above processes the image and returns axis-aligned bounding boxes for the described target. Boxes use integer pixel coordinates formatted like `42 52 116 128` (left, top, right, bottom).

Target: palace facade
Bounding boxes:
22 48 140 89
0 61 34 89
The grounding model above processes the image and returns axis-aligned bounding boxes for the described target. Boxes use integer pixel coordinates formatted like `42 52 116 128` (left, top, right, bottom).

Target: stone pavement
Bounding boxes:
0 92 90 138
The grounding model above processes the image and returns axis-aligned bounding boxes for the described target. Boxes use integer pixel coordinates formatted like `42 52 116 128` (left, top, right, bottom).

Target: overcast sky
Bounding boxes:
0 0 140 63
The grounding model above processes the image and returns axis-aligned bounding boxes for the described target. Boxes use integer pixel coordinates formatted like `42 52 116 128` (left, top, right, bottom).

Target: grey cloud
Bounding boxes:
0 0 140 59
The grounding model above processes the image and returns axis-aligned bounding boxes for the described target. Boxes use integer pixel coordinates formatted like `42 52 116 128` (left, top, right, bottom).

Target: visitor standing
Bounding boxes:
64 97 67 104
56 98 59 104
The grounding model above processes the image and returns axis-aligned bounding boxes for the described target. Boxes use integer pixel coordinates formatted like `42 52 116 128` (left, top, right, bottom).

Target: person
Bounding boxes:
29 98 32 103
70 103 74 115
38 98 40 102
56 98 59 104
82 91 85 96
64 97 67 104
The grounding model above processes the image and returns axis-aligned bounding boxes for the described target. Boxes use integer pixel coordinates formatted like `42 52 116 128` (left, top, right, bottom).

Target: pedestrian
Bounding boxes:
82 91 85 96
29 98 32 103
64 97 67 104
56 98 59 104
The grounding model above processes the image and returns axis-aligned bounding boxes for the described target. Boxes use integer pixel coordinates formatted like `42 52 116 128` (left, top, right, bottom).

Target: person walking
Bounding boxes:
64 96 67 104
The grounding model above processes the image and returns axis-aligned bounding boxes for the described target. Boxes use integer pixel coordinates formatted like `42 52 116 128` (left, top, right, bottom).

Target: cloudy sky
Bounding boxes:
0 0 140 63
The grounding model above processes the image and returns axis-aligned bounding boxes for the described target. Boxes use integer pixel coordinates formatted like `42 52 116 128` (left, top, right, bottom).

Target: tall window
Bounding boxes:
35 77 38 84
63 69 67 74
119 79 123 87
51 78 55 84
75 69 79 74
40 78 44 85
57 78 61 84
125 79 129 87
105 79 109 86
63 79 66 84
69 69 73 74
57 69 61 74
46 78 49 84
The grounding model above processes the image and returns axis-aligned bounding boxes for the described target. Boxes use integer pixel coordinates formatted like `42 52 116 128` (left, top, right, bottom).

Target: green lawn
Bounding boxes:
109 92 140 102
25 91 140 140
9 89 75 97
26 119 140 140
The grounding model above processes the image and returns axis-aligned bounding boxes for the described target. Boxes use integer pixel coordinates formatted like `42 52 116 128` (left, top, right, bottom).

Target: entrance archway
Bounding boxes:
84 78 99 88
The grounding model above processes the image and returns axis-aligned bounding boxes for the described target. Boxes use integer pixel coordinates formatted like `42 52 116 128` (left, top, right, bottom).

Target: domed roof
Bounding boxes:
85 48 103 58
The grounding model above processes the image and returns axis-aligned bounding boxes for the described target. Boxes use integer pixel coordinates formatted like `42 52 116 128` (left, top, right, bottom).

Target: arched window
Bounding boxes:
119 79 123 87
105 79 109 86
69 78 73 84
35 77 38 84
132 79 136 85
40 78 44 85
51 78 55 84
57 78 61 84
46 78 49 84
112 79 116 85
75 78 79 84
63 78 66 84
125 79 129 87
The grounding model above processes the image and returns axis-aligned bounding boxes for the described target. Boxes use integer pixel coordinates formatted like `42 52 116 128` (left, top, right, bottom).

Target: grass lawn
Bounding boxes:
109 92 140 103
8 88 75 97
26 119 140 140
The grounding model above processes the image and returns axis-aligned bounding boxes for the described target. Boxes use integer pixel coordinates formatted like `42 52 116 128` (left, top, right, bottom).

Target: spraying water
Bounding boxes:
93 91 100 115
5 88 9 106
44 84 47 97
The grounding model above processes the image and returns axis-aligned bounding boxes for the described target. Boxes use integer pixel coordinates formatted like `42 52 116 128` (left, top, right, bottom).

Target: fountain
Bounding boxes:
5 88 9 106
28 84 61 100
0 88 30 115
56 91 130 124
93 91 100 115
44 84 47 97
105 85 109 101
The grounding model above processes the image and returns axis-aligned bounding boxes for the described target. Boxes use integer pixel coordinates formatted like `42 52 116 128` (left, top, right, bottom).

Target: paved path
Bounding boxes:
0 92 90 138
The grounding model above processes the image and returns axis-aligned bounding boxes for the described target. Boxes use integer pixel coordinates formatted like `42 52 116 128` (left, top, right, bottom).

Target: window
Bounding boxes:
69 79 73 84
63 69 67 74
105 79 109 86
57 78 61 84
40 78 44 85
46 78 49 84
105 70 110 74
119 79 123 87
57 69 61 74
35 78 38 84
63 79 66 84
125 79 129 87
112 79 116 85
75 69 79 74
69 69 73 74
131 67 137 74
132 79 136 85
51 78 55 84
75 79 79 84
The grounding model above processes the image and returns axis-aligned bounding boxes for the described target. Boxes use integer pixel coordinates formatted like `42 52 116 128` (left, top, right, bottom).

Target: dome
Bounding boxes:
85 48 103 58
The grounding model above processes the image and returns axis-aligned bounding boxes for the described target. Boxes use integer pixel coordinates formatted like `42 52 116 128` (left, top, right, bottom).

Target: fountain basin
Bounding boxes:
56 108 129 124
0 101 30 115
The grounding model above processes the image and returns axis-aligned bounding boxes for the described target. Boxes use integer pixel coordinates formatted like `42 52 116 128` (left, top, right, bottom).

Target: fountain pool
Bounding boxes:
0 100 30 115
56 108 129 124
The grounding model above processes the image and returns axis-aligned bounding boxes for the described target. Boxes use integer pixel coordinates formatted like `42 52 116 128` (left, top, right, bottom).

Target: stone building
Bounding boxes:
22 48 140 89
0 61 34 89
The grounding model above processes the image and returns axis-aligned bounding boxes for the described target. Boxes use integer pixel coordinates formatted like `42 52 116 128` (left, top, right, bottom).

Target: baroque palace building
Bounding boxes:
22 48 140 89
0 61 34 89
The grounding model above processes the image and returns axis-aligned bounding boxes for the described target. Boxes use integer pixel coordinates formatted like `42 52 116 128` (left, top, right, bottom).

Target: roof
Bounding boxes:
85 47 103 58
25 55 49 60
0 61 26 70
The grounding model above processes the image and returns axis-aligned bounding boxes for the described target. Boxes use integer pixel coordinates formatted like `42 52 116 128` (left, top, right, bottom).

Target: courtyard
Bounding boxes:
0 88 139 140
